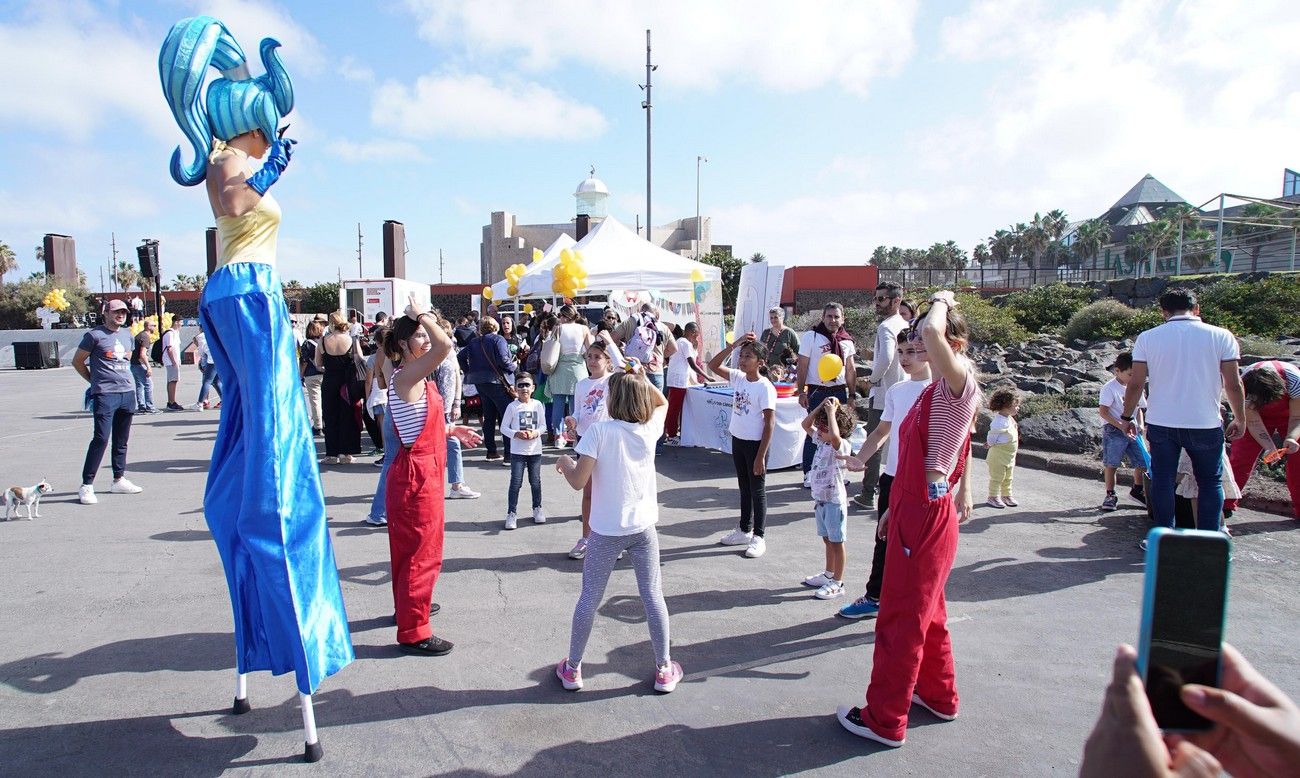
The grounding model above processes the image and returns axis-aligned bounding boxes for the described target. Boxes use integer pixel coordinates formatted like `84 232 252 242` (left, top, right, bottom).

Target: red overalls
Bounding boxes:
864 381 971 742
385 380 448 644
1226 360 1300 518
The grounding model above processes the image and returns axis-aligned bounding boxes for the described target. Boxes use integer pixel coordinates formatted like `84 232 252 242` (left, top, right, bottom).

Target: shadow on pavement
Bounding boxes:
128 458 212 474
151 529 212 542
0 632 234 694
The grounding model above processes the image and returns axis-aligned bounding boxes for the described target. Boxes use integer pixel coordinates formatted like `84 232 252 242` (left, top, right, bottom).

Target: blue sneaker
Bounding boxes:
837 595 880 620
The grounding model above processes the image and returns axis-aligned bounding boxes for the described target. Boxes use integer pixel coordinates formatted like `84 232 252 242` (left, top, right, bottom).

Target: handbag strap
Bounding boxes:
480 336 513 391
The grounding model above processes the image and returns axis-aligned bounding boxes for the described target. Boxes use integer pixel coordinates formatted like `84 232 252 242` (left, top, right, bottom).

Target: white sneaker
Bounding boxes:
744 536 767 558
339 454 354 465
911 693 958 721
78 485 98 505
663 436 681 447
448 484 481 499
110 478 143 495
533 508 547 524
504 513 518 530
802 571 833 588
568 537 589 559
802 473 812 488
718 528 753 546
815 580 845 600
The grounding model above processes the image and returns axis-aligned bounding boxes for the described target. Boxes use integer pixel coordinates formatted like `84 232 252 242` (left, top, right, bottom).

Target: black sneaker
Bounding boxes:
166 402 185 411
835 705 904 747
1129 486 1146 505
1101 492 1118 511
399 635 453 656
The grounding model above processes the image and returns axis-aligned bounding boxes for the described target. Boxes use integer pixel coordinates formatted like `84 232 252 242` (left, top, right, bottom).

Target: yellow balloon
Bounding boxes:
817 353 844 383
559 248 574 263
725 331 735 345
690 269 704 283
507 284 519 297
523 303 534 313
532 248 543 263
551 280 564 294
483 286 494 300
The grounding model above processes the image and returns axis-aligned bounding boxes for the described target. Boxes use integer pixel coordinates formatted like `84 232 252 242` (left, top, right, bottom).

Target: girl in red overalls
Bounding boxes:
385 298 483 656
1225 360 1300 518
837 290 978 747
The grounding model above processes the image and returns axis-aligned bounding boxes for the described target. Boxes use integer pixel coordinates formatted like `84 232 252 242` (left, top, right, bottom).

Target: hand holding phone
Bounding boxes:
1137 528 1231 732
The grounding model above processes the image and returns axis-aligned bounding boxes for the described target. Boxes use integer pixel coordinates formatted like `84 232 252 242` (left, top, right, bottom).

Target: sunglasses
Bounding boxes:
516 383 534 390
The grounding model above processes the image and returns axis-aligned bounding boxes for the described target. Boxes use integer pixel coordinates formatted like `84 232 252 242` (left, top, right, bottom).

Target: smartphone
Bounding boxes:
1136 527 1231 731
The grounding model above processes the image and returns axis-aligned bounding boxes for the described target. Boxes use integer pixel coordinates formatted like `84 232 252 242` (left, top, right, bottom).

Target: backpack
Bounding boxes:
624 316 661 364
150 336 163 365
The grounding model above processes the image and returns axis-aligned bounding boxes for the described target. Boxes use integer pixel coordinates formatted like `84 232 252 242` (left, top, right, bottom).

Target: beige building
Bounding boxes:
480 173 712 285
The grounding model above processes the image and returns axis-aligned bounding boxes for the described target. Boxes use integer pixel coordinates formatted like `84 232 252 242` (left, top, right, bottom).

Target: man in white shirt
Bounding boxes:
1123 288 1245 536
162 317 184 411
130 295 145 324
855 282 909 509
796 303 857 484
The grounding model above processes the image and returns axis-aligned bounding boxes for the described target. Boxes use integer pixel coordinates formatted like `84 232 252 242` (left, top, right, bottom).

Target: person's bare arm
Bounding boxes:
395 314 453 403
922 294 967 395
662 328 677 360
755 408 775 476
1122 362 1148 435
213 153 263 219
708 341 737 380
1099 405 1126 432
795 353 811 408
1221 361 1246 440
556 454 596 490
824 398 845 450
1287 397 1300 452
73 349 91 383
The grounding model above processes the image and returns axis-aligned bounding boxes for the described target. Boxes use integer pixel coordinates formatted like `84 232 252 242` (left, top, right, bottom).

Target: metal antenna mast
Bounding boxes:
356 223 364 278
640 29 656 242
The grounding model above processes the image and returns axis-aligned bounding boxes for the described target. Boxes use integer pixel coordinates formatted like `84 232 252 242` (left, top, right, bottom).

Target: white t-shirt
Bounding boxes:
810 432 851 505
161 329 180 367
870 313 908 407
880 377 931 476
573 374 611 436
501 398 545 456
556 322 589 355
1132 315 1239 429
1099 378 1147 424
574 408 667 536
798 330 857 387
666 337 697 389
194 331 210 362
728 372 776 441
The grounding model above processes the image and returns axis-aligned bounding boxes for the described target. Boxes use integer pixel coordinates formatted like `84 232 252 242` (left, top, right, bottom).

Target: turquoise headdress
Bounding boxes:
159 16 294 186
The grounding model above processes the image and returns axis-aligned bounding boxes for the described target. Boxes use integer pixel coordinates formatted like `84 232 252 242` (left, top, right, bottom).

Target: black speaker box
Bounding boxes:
137 241 159 278
14 341 60 369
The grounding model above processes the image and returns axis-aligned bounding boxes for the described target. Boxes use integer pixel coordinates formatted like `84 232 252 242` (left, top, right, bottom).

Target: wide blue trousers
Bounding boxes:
200 262 353 694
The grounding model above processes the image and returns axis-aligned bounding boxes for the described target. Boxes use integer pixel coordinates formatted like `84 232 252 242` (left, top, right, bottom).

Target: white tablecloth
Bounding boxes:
679 385 807 469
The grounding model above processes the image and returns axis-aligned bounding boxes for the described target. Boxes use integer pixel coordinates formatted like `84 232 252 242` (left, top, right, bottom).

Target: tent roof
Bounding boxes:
515 216 720 298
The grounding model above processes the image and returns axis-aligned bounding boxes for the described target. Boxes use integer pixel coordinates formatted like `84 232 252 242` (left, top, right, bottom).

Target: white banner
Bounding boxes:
734 262 785 341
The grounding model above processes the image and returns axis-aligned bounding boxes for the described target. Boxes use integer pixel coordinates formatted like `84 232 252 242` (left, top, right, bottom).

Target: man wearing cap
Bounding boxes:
72 299 144 504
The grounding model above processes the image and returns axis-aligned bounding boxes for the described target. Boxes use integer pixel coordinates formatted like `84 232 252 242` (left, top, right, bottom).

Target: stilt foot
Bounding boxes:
303 741 323 763
232 697 251 715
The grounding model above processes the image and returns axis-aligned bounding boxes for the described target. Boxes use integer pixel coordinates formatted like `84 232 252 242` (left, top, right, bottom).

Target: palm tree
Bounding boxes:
748 252 767 264
0 241 17 285
971 243 991 267
114 261 140 292
1043 209 1069 241
1019 216 1049 268
1071 219 1111 269
988 230 1015 266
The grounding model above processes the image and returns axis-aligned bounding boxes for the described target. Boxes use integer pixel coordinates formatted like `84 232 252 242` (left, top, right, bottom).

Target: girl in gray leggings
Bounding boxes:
553 366 683 693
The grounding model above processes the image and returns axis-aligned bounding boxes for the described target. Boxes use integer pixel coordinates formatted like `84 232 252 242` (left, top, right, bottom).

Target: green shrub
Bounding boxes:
1062 300 1164 343
999 283 1096 333
1018 393 1069 419
1236 335 1294 358
1195 275 1300 339
954 292 1030 346
0 276 94 329
789 306 877 357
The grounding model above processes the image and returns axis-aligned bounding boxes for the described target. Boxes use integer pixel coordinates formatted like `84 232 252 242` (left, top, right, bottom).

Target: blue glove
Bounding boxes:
246 138 296 195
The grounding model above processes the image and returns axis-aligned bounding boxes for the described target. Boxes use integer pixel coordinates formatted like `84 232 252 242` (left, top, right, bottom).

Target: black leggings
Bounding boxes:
865 473 893 600
731 436 768 537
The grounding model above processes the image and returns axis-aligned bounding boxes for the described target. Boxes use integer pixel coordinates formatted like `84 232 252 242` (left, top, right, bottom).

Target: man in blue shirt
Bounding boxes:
73 299 144 504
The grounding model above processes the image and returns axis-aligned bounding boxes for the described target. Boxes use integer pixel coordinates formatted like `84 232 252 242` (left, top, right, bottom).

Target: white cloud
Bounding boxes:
402 0 918 96
188 0 327 75
326 138 427 162
337 55 375 84
371 71 608 140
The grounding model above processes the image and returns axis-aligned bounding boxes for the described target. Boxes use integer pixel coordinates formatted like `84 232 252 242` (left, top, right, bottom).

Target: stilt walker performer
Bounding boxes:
158 16 354 762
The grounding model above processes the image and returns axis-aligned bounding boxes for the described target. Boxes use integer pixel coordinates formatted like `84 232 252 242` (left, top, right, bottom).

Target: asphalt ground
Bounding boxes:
1 366 1297 776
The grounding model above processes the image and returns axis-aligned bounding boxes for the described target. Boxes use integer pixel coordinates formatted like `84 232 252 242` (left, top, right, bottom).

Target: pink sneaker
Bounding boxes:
654 660 683 693
555 659 582 691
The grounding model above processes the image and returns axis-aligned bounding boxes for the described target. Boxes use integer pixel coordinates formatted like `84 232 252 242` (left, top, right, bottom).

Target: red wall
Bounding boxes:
781 265 876 306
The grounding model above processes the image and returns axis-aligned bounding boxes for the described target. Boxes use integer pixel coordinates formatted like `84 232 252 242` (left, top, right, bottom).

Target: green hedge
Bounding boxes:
1194 276 1300 339
999 283 1096 334
1062 299 1165 343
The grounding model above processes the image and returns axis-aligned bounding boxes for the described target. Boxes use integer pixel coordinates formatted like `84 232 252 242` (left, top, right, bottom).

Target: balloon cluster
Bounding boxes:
42 288 70 311
551 249 587 299
129 312 175 339
532 248 544 264
504 263 527 297
482 285 493 301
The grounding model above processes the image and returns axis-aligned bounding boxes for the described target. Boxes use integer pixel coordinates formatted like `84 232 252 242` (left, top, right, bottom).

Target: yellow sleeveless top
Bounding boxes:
210 141 281 269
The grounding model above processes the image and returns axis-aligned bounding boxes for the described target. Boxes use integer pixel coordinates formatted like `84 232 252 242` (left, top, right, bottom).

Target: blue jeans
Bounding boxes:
802 385 849 473
475 382 513 460
131 363 154 410
368 411 400 522
1147 424 1225 531
196 358 221 405
549 393 573 435
508 454 542 513
446 433 463 485
82 390 136 484
646 372 665 393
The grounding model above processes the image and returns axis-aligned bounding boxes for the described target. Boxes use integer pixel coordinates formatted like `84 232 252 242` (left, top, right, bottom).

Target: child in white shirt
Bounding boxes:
501 375 546 530
800 396 855 599
562 336 617 559
554 366 682 693
984 388 1021 509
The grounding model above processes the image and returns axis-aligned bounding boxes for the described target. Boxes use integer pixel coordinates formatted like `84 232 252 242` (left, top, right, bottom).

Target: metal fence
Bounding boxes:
878 228 1299 291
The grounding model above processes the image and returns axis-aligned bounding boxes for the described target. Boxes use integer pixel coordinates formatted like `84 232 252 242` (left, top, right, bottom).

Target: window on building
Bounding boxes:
1285 168 1300 198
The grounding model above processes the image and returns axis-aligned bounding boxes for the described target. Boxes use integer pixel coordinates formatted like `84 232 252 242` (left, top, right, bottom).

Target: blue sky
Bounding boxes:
2 0 1298 289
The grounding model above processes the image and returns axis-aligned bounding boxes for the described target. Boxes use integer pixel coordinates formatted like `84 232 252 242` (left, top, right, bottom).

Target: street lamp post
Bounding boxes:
696 155 708 258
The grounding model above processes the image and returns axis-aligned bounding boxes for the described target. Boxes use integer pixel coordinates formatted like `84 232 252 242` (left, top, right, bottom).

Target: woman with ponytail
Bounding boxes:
157 17 351 749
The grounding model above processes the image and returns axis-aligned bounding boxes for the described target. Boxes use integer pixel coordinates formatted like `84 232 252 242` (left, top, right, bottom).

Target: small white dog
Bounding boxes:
5 481 52 520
